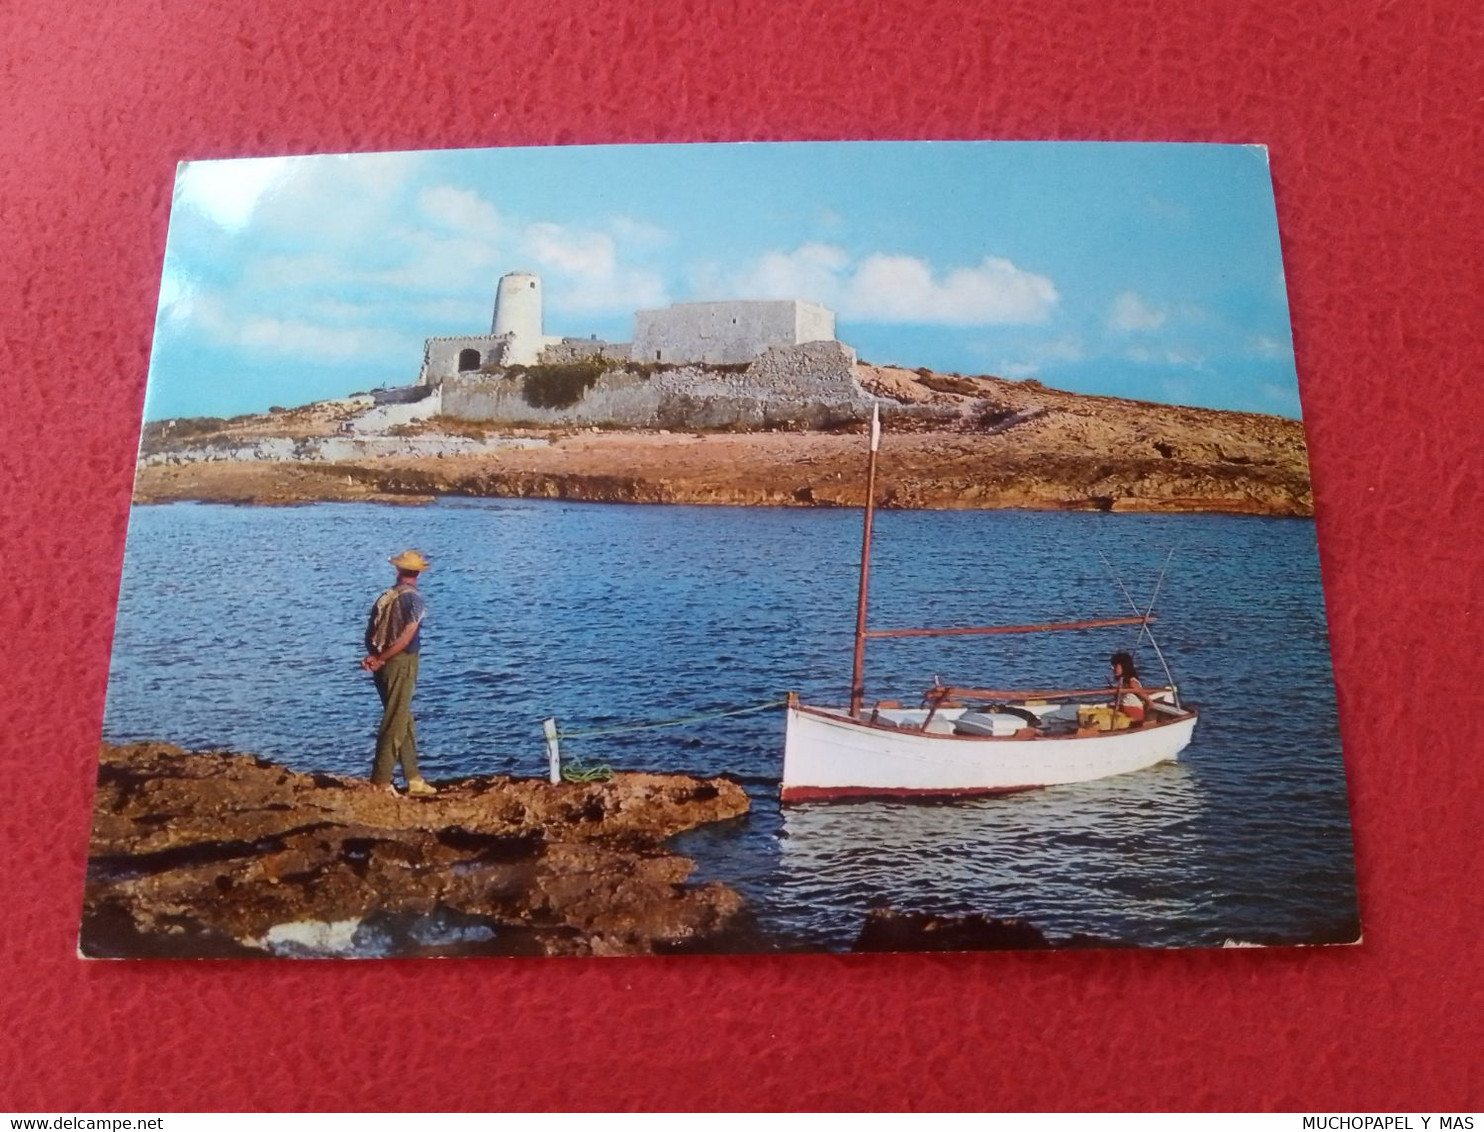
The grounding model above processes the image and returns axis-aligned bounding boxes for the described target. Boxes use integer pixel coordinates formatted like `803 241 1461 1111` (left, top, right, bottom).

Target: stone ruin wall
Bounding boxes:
440 340 880 430
537 339 634 365
419 334 511 385
424 298 843 385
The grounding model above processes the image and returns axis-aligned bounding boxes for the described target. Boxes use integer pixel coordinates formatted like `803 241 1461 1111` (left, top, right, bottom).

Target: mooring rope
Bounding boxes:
554 697 789 741
560 762 616 783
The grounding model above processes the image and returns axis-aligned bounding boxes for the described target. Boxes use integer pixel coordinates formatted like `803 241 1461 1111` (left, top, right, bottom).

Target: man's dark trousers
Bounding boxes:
372 653 421 785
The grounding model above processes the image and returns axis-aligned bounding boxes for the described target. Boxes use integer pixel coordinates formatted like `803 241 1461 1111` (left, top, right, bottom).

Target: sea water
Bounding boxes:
103 500 1359 950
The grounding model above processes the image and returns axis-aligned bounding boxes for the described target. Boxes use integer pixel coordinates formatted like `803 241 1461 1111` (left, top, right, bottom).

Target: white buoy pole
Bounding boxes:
543 718 561 784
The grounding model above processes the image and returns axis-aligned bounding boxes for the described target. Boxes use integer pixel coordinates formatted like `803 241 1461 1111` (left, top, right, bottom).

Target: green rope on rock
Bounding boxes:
560 762 615 783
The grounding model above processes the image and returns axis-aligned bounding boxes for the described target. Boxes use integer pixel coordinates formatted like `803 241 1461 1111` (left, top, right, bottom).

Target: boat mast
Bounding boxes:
850 403 882 717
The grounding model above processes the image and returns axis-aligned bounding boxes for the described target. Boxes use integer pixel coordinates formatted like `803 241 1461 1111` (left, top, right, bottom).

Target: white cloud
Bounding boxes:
371 228 503 292
987 336 1084 377
241 253 347 290
1124 345 1205 368
175 157 295 231
415 297 493 324
608 216 670 248
1037 337 1084 362
306 297 369 323
848 254 1058 325
156 268 197 321
182 290 408 360
729 243 851 304
1250 334 1291 358
170 168 680 361
1109 291 1167 332
521 221 668 313
558 268 668 314
246 152 425 245
236 317 407 359
243 241 497 301
725 245 1057 325
525 222 616 278
419 186 502 238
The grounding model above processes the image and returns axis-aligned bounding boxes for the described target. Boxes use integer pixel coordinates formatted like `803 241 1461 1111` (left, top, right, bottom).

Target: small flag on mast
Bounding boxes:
870 403 881 451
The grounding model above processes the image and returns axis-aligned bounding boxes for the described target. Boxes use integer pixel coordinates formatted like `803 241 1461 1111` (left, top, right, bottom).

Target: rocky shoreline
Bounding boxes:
132 366 1314 515
132 428 1314 515
82 743 1161 957
82 743 754 959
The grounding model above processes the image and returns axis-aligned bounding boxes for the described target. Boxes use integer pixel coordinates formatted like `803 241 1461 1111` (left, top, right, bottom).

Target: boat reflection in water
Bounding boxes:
773 761 1212 949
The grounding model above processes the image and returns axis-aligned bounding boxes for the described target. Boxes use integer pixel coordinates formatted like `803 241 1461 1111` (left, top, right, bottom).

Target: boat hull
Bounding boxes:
782 704 1198 802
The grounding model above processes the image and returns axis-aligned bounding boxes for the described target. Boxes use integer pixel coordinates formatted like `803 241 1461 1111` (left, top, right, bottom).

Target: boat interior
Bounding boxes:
863 691 1188 738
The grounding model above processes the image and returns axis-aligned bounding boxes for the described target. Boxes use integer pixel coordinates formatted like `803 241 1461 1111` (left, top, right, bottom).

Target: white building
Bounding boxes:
632 299 839 365
418 271 565 383
420 273 849 383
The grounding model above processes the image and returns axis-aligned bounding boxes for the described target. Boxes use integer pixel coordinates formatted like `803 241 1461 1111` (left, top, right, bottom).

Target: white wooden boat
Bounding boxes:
781 407 1199 803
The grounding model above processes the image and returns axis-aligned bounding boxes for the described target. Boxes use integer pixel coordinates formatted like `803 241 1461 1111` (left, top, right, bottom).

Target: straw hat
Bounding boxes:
389 549 430 572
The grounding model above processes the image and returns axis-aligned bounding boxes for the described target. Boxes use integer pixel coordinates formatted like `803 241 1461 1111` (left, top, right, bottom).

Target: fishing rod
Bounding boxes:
1137 546 1177 648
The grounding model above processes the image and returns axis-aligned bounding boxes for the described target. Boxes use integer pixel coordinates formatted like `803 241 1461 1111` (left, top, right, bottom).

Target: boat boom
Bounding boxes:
864 615 1154 639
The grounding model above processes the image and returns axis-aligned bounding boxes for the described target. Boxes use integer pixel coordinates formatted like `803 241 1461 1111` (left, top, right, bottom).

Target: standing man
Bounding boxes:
363 550 436 796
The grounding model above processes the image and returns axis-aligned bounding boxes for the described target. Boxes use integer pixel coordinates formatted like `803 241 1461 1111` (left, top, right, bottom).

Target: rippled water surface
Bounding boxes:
105 501 1359 949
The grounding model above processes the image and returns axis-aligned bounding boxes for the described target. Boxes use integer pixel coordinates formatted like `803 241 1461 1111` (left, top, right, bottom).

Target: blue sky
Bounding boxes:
148 141 1302 421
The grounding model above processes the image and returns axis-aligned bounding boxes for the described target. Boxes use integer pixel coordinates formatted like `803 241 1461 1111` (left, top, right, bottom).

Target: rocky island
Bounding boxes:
82 742 753 959
134 362 1314 516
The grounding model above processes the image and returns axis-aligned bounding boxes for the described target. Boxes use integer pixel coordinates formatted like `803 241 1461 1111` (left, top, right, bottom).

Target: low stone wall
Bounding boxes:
140 432 546 466
369 385 436 406
538 339 633 365
351 387 443 433
442 341 876 429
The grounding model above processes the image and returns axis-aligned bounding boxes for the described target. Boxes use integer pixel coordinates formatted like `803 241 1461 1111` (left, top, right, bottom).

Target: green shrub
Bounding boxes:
618 360 677 378
515 360 608 410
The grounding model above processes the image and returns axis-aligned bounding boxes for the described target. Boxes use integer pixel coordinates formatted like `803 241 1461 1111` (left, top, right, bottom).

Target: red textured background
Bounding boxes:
2 0 1480 1113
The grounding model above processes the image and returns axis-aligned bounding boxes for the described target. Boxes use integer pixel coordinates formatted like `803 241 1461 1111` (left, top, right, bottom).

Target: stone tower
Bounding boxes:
491 271 544 365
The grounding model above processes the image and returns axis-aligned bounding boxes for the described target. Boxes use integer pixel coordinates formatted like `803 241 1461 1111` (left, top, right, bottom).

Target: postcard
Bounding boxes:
84 140 1359 958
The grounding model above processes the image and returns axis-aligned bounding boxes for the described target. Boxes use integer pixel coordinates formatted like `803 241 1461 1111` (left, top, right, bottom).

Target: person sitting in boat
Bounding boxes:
1109 651 1157 725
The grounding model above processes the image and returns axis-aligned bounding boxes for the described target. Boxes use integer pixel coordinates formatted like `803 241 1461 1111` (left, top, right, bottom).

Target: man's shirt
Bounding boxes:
366 584 427 655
